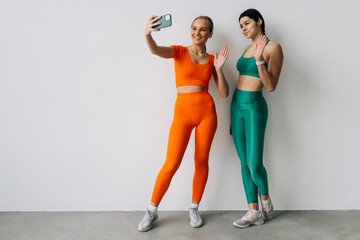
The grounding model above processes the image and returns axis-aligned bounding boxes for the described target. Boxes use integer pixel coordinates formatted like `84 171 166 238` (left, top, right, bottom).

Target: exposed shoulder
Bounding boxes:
244 44 251 51
266 41 282 54
264 41 284 66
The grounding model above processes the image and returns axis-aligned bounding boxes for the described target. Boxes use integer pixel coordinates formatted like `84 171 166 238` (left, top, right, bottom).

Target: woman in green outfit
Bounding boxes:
231 8 284 228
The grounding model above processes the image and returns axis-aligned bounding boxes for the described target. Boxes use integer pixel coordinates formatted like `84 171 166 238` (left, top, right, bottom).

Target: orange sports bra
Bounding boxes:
171 45 215 88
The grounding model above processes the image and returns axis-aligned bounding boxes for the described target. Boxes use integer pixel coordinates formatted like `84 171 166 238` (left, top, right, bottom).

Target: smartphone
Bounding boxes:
153 14 172 29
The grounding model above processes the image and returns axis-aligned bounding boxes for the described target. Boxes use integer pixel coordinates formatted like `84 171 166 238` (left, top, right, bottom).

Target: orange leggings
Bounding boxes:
151 91 217 204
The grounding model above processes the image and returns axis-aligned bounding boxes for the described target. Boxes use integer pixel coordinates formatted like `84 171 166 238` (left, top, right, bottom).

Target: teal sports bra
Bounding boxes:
236 39 270 78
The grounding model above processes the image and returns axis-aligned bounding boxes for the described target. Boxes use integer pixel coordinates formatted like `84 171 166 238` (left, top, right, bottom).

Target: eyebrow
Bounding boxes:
192 26 208 30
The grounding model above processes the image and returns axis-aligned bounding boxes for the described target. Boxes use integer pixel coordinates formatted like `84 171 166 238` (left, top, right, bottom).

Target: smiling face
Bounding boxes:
191 19 213 45
239 16 262 39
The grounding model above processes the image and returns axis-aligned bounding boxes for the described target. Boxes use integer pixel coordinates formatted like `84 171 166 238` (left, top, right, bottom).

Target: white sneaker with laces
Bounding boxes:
138 208 158 232
189 208 203 228
233 210 264 228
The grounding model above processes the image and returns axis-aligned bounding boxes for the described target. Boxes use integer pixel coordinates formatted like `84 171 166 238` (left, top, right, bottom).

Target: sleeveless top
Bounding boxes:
236 39 270 78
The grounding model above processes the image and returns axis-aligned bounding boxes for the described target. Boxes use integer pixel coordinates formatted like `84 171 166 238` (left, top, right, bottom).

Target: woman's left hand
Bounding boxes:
253 35 268 61
214 45 229 70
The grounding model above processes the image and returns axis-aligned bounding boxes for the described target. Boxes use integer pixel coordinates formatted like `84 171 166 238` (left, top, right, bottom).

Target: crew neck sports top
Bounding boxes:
171 45 215 88
236 39 270 78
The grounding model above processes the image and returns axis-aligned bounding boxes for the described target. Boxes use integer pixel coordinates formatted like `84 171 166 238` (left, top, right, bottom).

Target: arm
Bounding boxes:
254 35 284 92
213 45 230 98
145 15 174 58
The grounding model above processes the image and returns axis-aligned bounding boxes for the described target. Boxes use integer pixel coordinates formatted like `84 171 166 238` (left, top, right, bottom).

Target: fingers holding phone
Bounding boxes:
145 14 172 36
145 15 161 35
153 14 172 29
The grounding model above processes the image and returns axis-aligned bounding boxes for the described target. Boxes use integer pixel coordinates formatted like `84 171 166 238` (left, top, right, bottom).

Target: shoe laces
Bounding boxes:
242 210 254 220
190 208 201 222
262 200 272 213
144 209 154 221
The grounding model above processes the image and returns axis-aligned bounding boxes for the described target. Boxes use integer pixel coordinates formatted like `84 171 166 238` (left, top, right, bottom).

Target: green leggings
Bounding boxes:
230 89 269 204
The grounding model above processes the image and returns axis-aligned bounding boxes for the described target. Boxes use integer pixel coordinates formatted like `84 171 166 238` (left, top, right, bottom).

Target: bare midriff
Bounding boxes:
237 75 263 91
177 85 208 93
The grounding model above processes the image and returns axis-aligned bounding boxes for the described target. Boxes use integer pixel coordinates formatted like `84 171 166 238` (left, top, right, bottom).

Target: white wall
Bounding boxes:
0 0 359 211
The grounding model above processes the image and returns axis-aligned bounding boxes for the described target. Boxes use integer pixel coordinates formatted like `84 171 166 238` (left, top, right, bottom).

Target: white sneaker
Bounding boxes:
233 210 264 228
189 208 203 228
260 196 274 220
138 208 158 232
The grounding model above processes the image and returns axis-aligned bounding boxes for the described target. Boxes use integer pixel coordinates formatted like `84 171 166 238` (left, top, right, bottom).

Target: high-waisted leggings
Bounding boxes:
230 89 269 204
151 90 217 204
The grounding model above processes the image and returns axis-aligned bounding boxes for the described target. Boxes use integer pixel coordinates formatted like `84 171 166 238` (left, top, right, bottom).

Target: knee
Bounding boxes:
160 162 180 176
194 157 209 171
249 164 264 177
241 165 250 173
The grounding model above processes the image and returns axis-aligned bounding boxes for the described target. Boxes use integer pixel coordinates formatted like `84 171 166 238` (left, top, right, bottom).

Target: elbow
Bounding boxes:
149 47 160 55
150 49 159 55
221 89 229 98
267 86 275 92
221 93 228 98
266 80 278 92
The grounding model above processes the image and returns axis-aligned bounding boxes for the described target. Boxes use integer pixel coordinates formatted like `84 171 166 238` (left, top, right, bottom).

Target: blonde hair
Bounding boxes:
192 16 214 32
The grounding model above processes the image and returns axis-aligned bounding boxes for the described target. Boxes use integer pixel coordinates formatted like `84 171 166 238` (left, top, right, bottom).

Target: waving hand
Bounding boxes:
214 45 229 70
253 35 268 61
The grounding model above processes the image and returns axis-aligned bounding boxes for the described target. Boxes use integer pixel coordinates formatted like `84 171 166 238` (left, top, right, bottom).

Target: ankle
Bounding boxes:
250 209 260 216
190 203 199 209
148 205 158 213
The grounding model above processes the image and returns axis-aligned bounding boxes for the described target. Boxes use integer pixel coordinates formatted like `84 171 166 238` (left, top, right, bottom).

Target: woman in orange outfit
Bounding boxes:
138 15 229 232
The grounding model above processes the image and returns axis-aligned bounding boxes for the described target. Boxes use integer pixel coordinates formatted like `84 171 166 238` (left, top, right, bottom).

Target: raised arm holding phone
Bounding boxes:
139 14 229 232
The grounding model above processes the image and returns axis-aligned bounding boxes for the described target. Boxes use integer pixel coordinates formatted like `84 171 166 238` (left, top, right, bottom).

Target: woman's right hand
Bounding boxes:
145 15 161 36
